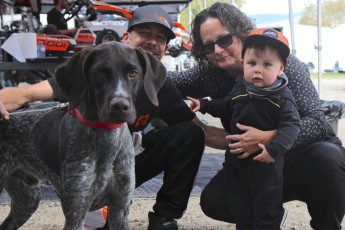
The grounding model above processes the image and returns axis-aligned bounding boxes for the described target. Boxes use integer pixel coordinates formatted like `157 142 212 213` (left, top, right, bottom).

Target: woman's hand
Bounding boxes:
227 123 277 159
187 96 201 112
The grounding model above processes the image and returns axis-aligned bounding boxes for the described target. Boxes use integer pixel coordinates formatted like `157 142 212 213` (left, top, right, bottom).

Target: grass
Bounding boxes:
310 72 345 79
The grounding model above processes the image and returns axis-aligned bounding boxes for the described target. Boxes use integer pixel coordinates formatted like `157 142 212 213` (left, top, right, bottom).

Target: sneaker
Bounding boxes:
96 221 109 230
280 208 288 229
148 211 178 230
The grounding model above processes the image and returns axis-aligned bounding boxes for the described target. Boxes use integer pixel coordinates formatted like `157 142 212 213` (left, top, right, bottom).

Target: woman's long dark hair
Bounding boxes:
191 2 254 66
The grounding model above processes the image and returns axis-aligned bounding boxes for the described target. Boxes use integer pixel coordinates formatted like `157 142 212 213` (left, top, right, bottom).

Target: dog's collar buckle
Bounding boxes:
68 106 124 130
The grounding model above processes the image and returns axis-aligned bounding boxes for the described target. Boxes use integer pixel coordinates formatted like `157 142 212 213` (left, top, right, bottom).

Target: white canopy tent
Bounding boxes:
288 0 322 95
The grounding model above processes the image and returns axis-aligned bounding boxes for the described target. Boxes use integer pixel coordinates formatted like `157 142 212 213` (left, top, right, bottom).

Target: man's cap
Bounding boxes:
128 5 176 40
242 28 290 60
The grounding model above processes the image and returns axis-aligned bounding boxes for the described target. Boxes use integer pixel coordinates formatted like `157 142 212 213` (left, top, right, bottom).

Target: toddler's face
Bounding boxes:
242 47 284 88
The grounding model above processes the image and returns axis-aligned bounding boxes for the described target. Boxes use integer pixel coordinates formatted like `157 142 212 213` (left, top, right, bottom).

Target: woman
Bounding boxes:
169 2 345 229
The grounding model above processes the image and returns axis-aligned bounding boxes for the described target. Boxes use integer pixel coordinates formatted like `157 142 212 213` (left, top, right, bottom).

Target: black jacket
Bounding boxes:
199 77 300 159
47 8 68 30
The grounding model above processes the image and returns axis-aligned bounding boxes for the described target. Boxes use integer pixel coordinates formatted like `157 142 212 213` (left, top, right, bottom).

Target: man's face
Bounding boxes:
60 0 69 9
122 23 169 60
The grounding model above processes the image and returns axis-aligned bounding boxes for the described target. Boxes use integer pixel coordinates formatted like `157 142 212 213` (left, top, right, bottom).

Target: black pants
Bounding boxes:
223 151 284 230
135 121 205 219
200 141 345 230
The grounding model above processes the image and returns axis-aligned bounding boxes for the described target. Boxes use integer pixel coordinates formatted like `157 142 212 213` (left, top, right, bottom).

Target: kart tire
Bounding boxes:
95 29 121 45
169 50 181 58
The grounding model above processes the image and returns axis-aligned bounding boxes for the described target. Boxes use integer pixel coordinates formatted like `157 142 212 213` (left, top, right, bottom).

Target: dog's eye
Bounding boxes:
128 71 139 79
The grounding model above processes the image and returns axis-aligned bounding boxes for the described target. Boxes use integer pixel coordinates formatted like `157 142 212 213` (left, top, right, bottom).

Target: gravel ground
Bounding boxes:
0 199 327 230
1 78 345 229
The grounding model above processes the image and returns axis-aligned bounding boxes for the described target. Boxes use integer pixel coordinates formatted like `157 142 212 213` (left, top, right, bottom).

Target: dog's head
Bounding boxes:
54 41 167 124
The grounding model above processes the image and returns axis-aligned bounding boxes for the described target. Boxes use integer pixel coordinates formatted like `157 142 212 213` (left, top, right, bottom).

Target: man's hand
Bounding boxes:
252 143 275 163
193 117 229 150
0 87 27 114
0 101 9 120
0 80 56 119
132 131 145 156
60 28 77 37
227 123 277 159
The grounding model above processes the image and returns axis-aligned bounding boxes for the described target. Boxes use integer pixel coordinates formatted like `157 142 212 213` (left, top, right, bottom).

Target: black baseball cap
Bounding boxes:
127 5 176 40
242 28 290 62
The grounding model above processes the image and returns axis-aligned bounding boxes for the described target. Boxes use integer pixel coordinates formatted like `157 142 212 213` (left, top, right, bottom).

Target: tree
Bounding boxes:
299 0 345 28
179 0 246 30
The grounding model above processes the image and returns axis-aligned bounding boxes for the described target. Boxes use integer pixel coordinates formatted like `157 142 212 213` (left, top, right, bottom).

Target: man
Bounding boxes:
14 0 42 23
47 0 76 36
0 5 205 230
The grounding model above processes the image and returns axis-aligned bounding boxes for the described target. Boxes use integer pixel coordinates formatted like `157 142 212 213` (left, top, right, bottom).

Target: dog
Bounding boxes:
0 41 166 230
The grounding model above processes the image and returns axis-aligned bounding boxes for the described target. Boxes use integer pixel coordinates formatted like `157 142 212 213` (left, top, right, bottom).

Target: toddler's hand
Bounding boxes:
186 96 200 112
253 143 275 163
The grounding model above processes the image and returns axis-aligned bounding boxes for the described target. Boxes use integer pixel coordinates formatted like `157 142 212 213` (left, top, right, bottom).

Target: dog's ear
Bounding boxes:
54 48 92 108
135 48 167 107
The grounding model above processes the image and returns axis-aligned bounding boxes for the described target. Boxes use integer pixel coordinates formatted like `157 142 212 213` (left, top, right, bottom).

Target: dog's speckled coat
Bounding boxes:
0 41 166 230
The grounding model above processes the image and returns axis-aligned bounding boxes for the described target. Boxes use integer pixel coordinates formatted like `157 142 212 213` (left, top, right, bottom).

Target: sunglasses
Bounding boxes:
203 33 234 54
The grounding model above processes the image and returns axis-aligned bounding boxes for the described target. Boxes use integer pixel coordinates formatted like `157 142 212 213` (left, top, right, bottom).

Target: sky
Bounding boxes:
239 0 344 72
241 0 314 16
238 0 316 25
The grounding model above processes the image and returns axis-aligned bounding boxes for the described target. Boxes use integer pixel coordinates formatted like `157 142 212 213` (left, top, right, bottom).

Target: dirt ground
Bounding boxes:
1 78 345 229
0 199 333 230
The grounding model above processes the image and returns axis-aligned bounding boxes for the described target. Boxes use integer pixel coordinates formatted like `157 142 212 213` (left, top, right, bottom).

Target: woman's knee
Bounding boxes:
305 141 345 173
284 141 345 199
300 142 345 193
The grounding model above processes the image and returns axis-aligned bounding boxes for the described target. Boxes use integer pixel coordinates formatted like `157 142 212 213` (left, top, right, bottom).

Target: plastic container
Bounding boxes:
37 41 46 58
321 99 345 135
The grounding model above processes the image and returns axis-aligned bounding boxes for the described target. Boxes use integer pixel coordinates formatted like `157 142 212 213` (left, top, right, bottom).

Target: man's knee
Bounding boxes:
179 121 205 139
178 121 205 142
200 186 215 218
200 185 234 223
177 122 205 159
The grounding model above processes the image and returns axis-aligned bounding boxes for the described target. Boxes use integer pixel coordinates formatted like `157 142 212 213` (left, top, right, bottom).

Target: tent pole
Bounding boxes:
188 2 191 31
288 0 296 55
317 0 322 97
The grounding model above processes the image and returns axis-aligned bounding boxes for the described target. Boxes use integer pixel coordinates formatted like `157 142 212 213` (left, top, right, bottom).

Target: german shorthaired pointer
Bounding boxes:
0 41 166 230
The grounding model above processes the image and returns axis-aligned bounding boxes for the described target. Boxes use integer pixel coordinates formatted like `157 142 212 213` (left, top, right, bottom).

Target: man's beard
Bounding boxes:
139 44 161 59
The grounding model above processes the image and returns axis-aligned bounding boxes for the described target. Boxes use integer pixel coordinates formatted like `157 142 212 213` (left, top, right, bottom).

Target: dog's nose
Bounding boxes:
112 100 130 114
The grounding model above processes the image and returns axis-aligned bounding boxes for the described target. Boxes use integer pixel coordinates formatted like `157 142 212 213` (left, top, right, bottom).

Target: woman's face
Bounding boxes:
200 17 243 73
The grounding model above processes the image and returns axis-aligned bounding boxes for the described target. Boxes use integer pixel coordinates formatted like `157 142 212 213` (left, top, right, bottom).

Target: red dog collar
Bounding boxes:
68 106 124 130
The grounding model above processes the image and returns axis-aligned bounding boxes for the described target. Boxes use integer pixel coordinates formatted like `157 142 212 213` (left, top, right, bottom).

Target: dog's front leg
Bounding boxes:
107 135 135 230
107 172 134 230
60 163 97 230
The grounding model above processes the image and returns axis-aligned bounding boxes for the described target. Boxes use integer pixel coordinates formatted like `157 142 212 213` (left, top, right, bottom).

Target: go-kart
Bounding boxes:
59 0 192 56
